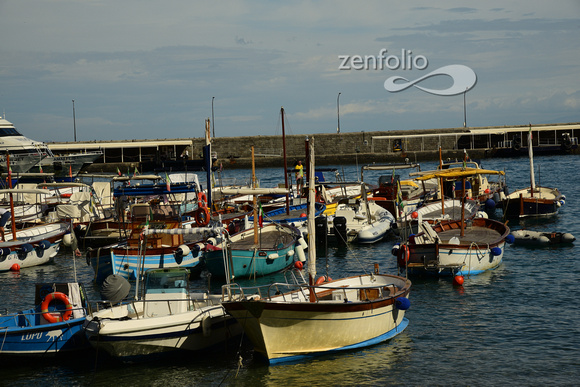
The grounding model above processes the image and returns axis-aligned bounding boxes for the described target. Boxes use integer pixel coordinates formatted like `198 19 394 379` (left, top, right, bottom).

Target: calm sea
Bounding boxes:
0 154 578 386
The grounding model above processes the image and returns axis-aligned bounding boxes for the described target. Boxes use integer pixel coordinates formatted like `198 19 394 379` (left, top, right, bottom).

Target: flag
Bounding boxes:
39 164 43 173
69 165 73 178
391 168 395 183
258 202 264 228
117 167 122 176
165 172 171 192
134 166 139 177
396 181 404 210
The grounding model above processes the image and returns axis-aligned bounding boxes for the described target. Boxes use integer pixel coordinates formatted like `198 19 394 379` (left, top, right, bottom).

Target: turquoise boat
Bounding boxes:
204 223 301 279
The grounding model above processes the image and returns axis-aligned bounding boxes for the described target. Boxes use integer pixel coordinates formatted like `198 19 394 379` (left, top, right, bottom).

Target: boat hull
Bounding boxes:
84 305 240 359
87 244 203 283
400 218 510 276
222 274 411 364
204 224 299 278
0 317 87 355
0 223 68 272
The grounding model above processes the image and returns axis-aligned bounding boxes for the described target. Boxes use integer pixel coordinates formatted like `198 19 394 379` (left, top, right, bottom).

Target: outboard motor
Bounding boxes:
333 216 348 246
315 216 328 255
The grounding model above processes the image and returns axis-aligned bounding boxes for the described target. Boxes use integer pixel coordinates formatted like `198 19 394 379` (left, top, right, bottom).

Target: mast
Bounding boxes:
528 124 535 196
460 150 467 237
307 138 316 302
6 154 17 240
281 107 289 215
439 146 445 215
251 146 259 245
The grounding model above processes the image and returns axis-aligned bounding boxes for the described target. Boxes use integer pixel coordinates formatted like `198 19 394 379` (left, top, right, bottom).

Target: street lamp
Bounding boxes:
212 97 215 138
72 99 76 142
337 92 341 134
463 88 467 128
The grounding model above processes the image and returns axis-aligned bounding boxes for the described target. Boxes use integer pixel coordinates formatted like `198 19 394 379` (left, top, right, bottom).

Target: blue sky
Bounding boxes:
0 1 579 142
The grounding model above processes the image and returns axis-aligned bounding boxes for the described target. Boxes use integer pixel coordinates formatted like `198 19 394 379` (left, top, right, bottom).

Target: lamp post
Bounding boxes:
337 92 341 134
72 99 76 142
463 88 467 128
212 97 215 138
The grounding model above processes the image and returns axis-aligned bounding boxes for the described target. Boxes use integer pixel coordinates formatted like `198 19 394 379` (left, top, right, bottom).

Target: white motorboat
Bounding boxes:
83 267 241 360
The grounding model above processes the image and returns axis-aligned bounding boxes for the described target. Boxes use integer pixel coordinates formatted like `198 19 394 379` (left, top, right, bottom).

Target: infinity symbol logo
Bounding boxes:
384 65 477 96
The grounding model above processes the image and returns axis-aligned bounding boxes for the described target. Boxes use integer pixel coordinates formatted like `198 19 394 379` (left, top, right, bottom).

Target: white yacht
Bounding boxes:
0 115 51 173
0 115 102 178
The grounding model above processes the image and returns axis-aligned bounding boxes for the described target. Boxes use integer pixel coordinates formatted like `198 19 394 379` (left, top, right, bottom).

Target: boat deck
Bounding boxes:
231 227 296 250
437 226 501 244
267 208 307 221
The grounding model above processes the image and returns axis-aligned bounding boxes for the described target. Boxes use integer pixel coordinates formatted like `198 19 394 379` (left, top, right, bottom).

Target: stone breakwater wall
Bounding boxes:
81 123 578 172
205 130 485 168
203 128 478 168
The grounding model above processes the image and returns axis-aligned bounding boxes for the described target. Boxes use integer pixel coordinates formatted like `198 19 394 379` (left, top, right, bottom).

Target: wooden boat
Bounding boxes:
396 198 481 236
363 163 431 221
204 222 301 279
80 173 209 248
0 282 91 355
394 165 512 277
499 127 565 218
221 137 412 364
83 268 241 360
511 230 575 245
395 217 510 277
85 203 220 283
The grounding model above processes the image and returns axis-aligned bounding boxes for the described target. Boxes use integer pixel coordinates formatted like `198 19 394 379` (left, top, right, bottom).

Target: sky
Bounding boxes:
0 1 579 143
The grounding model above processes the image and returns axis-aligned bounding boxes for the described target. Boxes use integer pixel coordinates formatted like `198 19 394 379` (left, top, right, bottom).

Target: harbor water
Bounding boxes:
0 154 578 386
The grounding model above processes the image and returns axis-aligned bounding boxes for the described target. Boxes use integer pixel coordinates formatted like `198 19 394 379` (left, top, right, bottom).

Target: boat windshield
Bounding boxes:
145 270 189 292
0 127 22 136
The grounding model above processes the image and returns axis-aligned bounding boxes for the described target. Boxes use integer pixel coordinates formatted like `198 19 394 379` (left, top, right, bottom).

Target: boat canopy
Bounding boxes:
414 167 505 181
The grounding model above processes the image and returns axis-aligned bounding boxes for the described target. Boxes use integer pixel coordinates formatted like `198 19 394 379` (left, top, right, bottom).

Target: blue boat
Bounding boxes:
204 223 301 279
250 202 326 224
86 222 220 284
0 282 90 355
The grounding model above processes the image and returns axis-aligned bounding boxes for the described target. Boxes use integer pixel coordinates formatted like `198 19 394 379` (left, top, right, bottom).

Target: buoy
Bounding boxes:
62 233 73 247
490 247 502 256
10 263 20 271
453 275 464 286
294 261 303 270
411 211 418 219
297 236 308 249
300 213 307 218
505 234 515 244
395 297 411 310
484 198 496 210
295 245 306 262
391 243 400 256
484 188 490 194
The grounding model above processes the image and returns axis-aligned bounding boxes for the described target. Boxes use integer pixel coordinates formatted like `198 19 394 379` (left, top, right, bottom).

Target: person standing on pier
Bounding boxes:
295 160 304 198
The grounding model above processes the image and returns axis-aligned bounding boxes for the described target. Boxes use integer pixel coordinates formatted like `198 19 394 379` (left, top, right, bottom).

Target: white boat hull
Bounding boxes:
84 304 239 358
223 274 411 363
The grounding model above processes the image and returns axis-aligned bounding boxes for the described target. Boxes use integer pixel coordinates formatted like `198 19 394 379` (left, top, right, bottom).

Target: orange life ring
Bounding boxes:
195 206 210 226
41 292 73 323
315 275 332 285
198 192 208 206
397 244 410 268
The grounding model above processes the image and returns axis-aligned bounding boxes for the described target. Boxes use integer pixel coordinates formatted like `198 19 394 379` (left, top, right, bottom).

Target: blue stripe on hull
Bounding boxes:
268 317 409 365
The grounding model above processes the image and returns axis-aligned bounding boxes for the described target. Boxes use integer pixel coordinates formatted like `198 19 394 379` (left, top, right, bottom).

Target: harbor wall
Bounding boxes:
77 123 579 172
